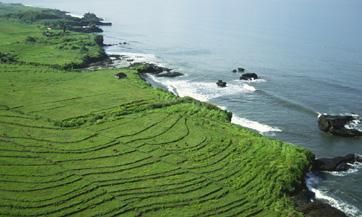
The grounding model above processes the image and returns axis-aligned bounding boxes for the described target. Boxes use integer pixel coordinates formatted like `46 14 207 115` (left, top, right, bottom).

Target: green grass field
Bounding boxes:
0 3 313 217
0 17 105 69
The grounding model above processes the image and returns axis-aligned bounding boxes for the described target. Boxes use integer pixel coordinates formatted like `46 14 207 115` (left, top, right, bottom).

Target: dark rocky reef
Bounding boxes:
232 67 245 73
238 67 245 72
292 187 347 217
290 153 362 217
156 71 183 78
318 113 362 137
312 153 361 172
216 80 227 88
132 63 183 78
240 73 258 81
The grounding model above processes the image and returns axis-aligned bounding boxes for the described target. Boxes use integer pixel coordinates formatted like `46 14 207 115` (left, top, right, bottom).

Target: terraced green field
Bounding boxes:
0 4 313 217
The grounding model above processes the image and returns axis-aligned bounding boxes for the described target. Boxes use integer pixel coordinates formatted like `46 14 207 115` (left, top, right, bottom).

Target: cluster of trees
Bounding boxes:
0 52 17 63
4 9 111 33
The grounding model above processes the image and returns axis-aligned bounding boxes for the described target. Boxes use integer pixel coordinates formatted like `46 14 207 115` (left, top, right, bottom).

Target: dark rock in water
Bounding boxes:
291 180 347 217
134 63 171 74
132 63 183 78
294 192 347 217
114 72 127 80
312 153 361 172
238 67 245 72
240 73 258 80
232 69 237 73
216 80 227 88
318 113 362 137
156 71 184 78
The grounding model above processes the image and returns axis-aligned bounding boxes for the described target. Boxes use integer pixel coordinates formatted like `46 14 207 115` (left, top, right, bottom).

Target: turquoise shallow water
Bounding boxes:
3 0 362 215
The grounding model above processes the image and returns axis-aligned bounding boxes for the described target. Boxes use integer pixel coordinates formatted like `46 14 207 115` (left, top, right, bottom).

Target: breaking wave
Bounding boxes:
231 115 282 135
306 173 362 217
148 75 256 102
327 162 362 177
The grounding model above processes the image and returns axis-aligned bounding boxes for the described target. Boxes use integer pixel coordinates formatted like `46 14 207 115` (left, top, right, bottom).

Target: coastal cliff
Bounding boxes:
0 3 347 217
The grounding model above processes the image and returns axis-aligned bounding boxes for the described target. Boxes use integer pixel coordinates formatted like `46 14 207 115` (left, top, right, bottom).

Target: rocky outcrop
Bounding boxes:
133 63 183 78
292 188 347 217
232 67 245 73
312 153 361 172
238 67 245 72
318 113 362 137
156 71 183 78
216 80 227 88
240 73 258 81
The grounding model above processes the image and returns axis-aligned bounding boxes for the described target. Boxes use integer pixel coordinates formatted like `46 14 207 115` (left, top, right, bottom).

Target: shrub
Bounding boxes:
25 36 37 43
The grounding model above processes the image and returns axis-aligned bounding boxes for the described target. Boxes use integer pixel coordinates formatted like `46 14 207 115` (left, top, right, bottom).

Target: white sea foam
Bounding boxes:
306 173 362 217
231 115 282 135
345 119 362 131
217 105 227 110
158 79 256 102
109 51 163 66
67 13 83 18
114 52 280 135
238 78 267 83
327 162 362 177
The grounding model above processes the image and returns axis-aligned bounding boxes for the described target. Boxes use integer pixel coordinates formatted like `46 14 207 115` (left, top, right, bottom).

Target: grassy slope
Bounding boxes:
0 18 104 68
0 4 313 217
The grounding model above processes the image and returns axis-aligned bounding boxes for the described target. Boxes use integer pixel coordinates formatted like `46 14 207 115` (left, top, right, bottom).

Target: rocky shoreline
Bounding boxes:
87 15 358 217
106 53 359 217
292 154 361 217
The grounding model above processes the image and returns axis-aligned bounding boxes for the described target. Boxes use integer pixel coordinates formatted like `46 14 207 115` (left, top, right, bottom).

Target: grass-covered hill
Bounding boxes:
0 3 313 217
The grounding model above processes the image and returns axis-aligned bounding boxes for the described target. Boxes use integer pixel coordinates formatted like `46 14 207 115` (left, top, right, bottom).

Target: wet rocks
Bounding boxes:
133 63 183 78
156 71 183 78
292 188 347 217
238 67 245 72
216 80 227 88
312 153 361 172
318 113 362 137
240 73 258 81
232 67 245 73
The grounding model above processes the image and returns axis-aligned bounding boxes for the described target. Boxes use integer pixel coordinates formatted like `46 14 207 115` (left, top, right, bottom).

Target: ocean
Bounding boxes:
3 0 362 216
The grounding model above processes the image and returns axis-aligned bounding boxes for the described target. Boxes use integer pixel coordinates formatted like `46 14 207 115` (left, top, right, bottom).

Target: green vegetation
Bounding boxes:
0 3 313 217
0 18 105 68
0 2 110 33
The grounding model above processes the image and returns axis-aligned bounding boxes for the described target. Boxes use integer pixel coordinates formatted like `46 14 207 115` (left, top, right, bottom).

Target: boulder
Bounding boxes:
312 153 361 171
292 188 347 217
238 67 245 72
318 113 362 137
133 63 183 78
216 80 227 88
232 69 237 73
156 71 184 78
114 72 127 79
135 63 171 74
240 73 258 81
